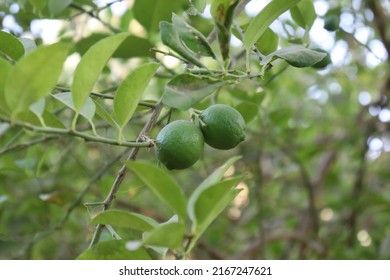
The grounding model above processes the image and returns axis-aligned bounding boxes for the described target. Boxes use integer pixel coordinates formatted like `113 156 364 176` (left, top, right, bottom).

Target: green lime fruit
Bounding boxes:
324 14 340 31
311 48 332 69
199 104 246 150
156 120 204 170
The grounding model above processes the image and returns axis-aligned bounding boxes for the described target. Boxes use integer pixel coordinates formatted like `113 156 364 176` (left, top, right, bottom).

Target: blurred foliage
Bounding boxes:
1 0 390 260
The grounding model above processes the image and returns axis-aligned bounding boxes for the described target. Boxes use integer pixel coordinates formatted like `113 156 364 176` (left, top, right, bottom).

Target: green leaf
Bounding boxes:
244 0 302 50
210 0 231 24
133 0 184 32
0 31 25 61
255 28 279 55
71 33 129 113
75 33 154 58
188 177 241 236
114 36 154 58
290 0 316 30
42 110 65 128
143 222 185 249
29 0 47 11
162 74 228 110
77 240 152 260
91 210 158 231
189 0 207 14
261 45 327 68
52 92 96 122
197 156 241 192
236 102 259 123
0 58 12 114
114 63 159 128
73 0 96 8
171 14 216 58
211 0 239 60
48 0 72 15
120 9 133 31
126 161 188 222
19 38 37 54
29 98 45 117
94 100 119 129
186 156 241 237
5 43 70 118
160 22 205 68
74 33 108 55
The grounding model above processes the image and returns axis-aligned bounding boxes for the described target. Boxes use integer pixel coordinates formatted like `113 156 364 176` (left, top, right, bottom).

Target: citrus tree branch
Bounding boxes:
0 116 153 148
88 101 164 248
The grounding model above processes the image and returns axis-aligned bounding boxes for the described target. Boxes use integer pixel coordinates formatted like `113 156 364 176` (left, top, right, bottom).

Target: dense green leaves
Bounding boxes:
126 161 188 221
91 210 158 231
162 74 228 110
4 43 70 118
71 33 128 114
244 0 302 50
77 240 152 260
113 63 159 129
261 45 327 68
0 31 24 61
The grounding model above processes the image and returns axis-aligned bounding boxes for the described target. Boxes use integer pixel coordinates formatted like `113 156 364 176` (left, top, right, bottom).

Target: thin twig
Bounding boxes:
151 48 190 64
366 0 390 64
0 135 59 156
262 64 289 86
57 149 127 229
69 3 121 33
346 127 370 246
340 28 384 62
20 149 126 256
283 146 319 237
53 86 157 108
234 231 325 259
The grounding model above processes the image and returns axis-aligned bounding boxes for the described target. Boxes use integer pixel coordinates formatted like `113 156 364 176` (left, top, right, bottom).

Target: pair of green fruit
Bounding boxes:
156 104 246 170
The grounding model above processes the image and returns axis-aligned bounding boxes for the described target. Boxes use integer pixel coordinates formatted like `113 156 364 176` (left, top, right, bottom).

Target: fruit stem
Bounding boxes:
189 108 207 127
71 113 79 132
191 108 203 115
